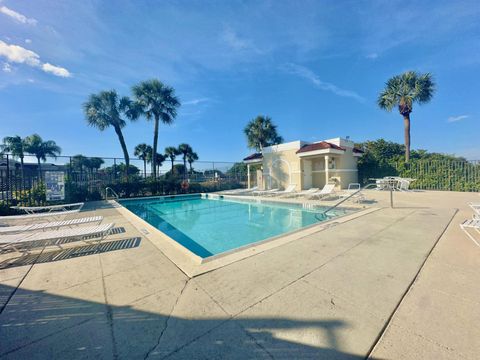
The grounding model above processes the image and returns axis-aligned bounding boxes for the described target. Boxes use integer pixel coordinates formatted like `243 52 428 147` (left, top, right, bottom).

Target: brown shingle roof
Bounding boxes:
243 153 263 161
296 141 345 154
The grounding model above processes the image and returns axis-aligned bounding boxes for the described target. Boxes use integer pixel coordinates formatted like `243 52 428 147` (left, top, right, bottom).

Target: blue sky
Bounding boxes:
1 0 479 164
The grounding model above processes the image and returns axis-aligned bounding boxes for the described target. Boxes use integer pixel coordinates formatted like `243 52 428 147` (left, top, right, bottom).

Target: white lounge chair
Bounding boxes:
339 183 365 203
468 203 480 218
0 223 115 252
282 188 319 198
253 188 279 196
460 218 480 247
266 185 297 197
306 184 337 200
0 209 83 224
11 202 84 214
0 216 103 235
222 186 258 195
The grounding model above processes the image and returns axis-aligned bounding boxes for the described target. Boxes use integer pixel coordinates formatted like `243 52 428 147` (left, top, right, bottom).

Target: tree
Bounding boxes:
86 157 104 174
165 146 180 175
178 143 193 179
24 134 61 179
226 162 247 179
71 154 88 176
1 135 27 179
132 79 180 178
244 115 284 152
378 71 435 163
134 143 152 178
83 90 134 179
147 152 166 177
186 151 198 174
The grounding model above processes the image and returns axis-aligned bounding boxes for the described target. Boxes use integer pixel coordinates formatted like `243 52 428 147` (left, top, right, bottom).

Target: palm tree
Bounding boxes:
1 135 27 180
131 79 180 178
83 90 134 179
178 143 193 179
24 134 61 179
134 143 152 178
86 157 104 174
244 115 284 152
165 146 180 175
378 71 435 163
186 151 198 174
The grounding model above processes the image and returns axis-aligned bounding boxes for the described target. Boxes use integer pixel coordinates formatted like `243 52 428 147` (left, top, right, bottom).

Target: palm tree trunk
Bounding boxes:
114 125 130 181
183 158 187 180
403 114 411 163
143 159 147 178
152 116 160 179
171 159 174 174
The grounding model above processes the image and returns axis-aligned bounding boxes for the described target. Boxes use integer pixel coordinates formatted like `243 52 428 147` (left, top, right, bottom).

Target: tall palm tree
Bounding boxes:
134 143 152 178
244 115 284 152
86 157 104 174
131 79 180 178
83 90 134 179
1 135 27 180
24 134 61 179
165 146 180 175
186 151 198 174
378 71 435 163
178 143 193 179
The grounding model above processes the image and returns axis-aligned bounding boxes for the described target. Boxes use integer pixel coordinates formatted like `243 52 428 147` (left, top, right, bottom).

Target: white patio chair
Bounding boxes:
0 223 115 252
306 184 337 200
266 184 297 197
283 188 319 198
460 218 480 247
253 188 279 196
11 202 84 214
0 208 84 224
0 216 103 235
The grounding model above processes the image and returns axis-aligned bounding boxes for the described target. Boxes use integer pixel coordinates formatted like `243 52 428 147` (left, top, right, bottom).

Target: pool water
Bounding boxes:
120 194 351 258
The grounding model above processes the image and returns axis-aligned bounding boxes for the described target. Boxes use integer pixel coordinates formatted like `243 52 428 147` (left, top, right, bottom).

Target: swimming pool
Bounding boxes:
119 194 353 258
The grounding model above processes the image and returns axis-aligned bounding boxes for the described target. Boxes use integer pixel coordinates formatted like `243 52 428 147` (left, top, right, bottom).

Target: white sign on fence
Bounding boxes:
45 171 65 201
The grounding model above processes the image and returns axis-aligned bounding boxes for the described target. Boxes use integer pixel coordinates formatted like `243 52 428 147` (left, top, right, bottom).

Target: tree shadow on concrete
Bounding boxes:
0 283 365 359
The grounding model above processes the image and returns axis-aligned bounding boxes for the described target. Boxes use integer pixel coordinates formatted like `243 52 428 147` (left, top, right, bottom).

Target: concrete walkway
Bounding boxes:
0 191 478 359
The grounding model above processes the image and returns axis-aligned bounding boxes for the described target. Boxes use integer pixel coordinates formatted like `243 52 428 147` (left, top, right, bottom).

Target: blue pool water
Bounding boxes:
120 194 351 258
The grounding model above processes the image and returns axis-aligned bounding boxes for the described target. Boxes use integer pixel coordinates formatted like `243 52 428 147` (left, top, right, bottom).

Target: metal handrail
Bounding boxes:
105 187 119 200
320 183 380 218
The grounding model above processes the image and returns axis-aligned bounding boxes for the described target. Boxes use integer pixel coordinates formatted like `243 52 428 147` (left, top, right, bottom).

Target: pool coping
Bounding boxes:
114 194 381 277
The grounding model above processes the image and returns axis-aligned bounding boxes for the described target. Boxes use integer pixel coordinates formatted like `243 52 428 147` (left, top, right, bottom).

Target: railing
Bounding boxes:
105 187 119 200
320 183 382 218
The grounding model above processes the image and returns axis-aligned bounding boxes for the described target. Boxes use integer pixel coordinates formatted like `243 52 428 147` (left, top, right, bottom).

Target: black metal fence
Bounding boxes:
0 154 247 208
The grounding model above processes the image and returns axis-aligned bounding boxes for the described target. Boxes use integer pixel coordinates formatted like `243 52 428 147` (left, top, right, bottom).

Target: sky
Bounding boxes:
0 0 479 166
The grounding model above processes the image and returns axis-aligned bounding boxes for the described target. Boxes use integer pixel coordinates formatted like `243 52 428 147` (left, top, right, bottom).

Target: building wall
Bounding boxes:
262 148 302 190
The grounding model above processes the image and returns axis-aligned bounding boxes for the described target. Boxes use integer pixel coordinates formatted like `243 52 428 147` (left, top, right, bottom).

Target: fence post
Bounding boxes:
113 158 117 183
5 154 10 206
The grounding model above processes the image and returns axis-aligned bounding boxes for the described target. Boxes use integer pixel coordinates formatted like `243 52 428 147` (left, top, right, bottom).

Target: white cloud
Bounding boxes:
2 62 12 73
447 114 469 123
42 62 71 77
0 5 37 25
25 39 32 44
281 63 365 103
0 40 71 77
183 98 210 106
0 40 40 66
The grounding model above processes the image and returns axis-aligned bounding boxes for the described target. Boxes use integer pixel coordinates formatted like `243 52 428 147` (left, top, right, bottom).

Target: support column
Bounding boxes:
325 155 329 185
247 164 251 189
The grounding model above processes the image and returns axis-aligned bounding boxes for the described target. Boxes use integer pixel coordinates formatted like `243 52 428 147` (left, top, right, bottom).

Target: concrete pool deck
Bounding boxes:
0 190 478 359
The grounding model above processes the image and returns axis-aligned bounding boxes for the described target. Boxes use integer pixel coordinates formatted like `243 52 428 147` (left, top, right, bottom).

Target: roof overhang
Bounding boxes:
297 148 345 157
